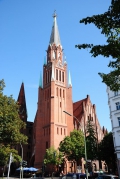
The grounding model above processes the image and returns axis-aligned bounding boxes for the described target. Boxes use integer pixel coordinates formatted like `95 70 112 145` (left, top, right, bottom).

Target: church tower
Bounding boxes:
33 12 74 168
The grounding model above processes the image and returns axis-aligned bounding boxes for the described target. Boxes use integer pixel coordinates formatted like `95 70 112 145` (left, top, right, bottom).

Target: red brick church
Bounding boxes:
17 12 107 173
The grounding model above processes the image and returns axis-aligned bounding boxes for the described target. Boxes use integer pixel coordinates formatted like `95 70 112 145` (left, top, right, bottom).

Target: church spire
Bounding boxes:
17 82 28 121
49 11 61 46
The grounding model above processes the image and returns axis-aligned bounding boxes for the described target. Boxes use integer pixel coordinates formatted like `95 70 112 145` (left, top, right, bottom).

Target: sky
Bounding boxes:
0 0 112 132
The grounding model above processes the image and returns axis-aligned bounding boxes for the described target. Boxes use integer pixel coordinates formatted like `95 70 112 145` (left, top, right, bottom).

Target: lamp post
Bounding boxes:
63 110 88 179
20 143 23 179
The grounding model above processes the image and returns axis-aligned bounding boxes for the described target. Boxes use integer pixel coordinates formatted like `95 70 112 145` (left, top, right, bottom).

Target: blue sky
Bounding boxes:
0 0 112 132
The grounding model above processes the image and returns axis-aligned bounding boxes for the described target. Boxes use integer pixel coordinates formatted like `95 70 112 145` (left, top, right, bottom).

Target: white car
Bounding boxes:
96 174 118 179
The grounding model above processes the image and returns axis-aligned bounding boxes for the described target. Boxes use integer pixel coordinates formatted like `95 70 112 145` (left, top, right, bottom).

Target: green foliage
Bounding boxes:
59 129 85 162
75 0 120 91
0 79 28 166
0 144 21 166
0 79 28 145
98 132 117 172
44 146 64 166
85 119 98 160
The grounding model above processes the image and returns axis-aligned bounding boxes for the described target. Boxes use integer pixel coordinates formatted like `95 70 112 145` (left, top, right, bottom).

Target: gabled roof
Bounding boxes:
49 11 61 46
73 98 87 121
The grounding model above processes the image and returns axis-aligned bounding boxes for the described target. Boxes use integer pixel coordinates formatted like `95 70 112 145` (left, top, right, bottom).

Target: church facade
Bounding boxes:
17 13 107 173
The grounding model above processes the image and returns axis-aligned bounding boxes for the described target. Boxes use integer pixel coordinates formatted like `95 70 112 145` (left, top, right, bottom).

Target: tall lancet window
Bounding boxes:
56 87 58 96
59 71 61 81
62 72 64 82
56 69 58 80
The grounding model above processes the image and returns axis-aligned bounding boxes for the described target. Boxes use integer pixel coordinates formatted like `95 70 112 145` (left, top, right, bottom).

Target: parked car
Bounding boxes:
95 174 118 179
62 173 86 179
76 173 86 179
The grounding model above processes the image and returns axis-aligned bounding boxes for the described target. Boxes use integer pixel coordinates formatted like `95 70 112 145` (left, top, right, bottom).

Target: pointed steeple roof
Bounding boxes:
49 11 61 45
17 82 27 119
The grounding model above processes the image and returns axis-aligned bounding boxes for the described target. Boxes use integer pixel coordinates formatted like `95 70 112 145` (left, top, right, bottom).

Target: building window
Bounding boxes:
60 102 61 107
62 72 64 82
57 127 59 134
56 69 58 80
61 128 62 135
118 117 120 126
60 88 61 97
116 102 120 110
59 71 61 81
46 72 47 84
114 91 118 96
45 72 46 84
56 87 58 96
46 141 48 149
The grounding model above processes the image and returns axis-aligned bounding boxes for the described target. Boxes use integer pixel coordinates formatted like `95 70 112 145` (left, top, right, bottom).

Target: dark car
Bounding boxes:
96 174 118 179
76 173 86 179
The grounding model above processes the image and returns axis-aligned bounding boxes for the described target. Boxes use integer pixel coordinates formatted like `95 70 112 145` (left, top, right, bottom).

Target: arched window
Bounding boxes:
56 69 58 80
47 72 48 83
57 127 59 134
62 72 64 82
46 72 47 84
59 71 61 81
61 128 62 135
60 88 61 97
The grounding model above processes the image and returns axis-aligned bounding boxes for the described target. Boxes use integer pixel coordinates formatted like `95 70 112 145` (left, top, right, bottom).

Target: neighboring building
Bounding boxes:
106 87 120 176
73 95 107 171
17 82 33 166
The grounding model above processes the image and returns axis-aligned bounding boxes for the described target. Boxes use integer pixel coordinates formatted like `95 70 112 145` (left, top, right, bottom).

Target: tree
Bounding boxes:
44 146 64 173
59 129 85 163
44 146 64 166
75 0 120 91
85 119 98 160
0 145 21 166
0 79 28 166
98 132 117 173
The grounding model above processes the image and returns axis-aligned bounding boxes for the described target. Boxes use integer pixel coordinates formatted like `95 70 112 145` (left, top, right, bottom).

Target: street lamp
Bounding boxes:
63 110 88 179
20 143 23 179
